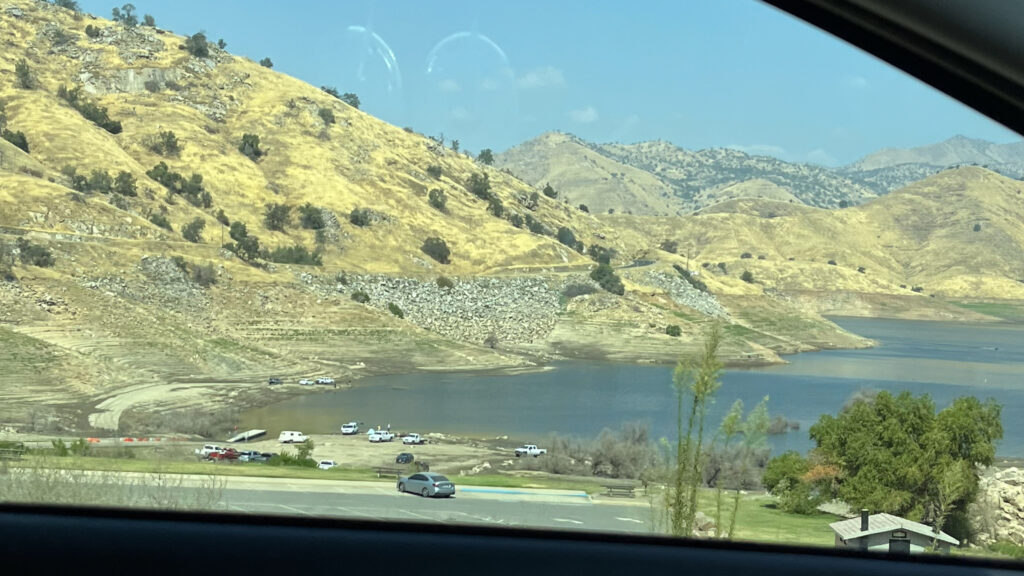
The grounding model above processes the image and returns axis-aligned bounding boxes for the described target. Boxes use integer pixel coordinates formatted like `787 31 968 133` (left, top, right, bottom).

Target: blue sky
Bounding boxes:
80 0 1021 165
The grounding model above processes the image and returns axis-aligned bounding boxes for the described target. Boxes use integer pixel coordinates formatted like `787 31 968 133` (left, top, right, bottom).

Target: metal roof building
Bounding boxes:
829 511 959 554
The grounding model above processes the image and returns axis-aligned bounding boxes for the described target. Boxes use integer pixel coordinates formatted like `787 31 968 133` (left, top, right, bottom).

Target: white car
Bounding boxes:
340 422 359 435
298 379 314 386
278 430 308 443
317 460 337 470
194 444 225 458
369 431 395 443
402 433 424 445
316 377 335 385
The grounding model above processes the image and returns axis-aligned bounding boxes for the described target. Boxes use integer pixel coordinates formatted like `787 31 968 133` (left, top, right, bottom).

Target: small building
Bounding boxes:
829 510 959 554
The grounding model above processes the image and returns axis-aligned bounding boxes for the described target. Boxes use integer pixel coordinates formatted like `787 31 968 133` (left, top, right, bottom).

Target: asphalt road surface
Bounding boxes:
218 483 655 534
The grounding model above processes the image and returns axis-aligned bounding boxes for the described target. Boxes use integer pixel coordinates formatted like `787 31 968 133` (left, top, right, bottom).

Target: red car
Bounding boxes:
207 448 239 461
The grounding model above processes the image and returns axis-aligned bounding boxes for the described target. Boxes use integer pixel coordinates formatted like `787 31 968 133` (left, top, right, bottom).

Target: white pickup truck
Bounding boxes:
368 430 395 443
194 444 225 458
514 444 547 457
401 433 425 445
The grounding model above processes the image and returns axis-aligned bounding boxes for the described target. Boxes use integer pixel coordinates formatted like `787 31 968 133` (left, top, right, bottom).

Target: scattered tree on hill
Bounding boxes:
111 3 138 27
579 204 589 213
387 302 404 318
142 14 155 27
266 244 322 266
259 57 274 68
143 80 160 93
827 259 837 265
215 209 229 226
341 93 360 109
741 270 755 283
318 107 335 125
148 213 172 231
717 262 727 273
1 128 28 153
192 263 216 287
298 203 325 229
476 148 494 165
487 197 504 218
436 276 454 290
426 165 442 179
973 223 982 232
84 24 100 38
428 188 447 212
673 264 708 293
803 391 1002 540
467 173 492 201
542 183 557 199
666 325 682 337
607 208 615 214
524 214 547 235
758 255 767 260
185 32 209 58
182 218 205 243
239 133 264 161
147 130 181 156
321 86 340 99
50 0 80 11
740 252 752 259
562 283 597 299
224 221 261 261
588 244 615 265
111 171 137 196
263 203 291 231
60 166 88 191
659 240 679 254
15 59 33 89
556 226 578 249
450 139 459 153
15 238 54 267
349 208 372 227
87 170 113 194
421 237 451 264
911 286 924 293
590 263 625 295
217 38 227 50
857 266 866 274
507 213 523 228
351 290 370 303
146 163 210 207
56 84 122 133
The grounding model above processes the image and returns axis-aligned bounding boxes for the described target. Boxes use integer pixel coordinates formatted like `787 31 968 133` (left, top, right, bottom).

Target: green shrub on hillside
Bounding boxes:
387 302 404 319
15 59 33 89
741 270 755 283
56 84 122 134
341 93 360 109
476 148 494 165
148 213 172 231
182 218 205 243
421 237 451 264
239 133 264 161
673 264 708 293
542 183 557 199
349 208 372 227
666 325 682 337
263 203 291 231
260 57 273 68
215 209 229 226
16 238 54 267
298 203 325 229
436 276 454 290
192 263 217 287
266 244 322 266
590 263 624 295
426 165 442 179
318 107 335 125
351 290 370 304
487 197 504 218
87 170 113 194
113 171 137 196
562 283 597 299
428 188 447 212
2 130 28 153
186 32 209 57
467 172 493 201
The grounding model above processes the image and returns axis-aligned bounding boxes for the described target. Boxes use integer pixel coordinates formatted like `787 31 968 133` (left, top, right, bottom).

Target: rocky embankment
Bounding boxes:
973 467 1024 546
632 270 730 318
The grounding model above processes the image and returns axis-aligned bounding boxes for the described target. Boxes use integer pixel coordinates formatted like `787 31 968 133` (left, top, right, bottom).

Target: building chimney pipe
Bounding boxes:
861 509 869 532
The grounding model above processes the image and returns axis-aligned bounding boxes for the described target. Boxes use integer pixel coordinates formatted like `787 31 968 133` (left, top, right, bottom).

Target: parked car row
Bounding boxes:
195 444 275 463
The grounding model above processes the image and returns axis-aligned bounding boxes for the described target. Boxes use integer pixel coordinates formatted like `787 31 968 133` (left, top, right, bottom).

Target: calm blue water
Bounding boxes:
243 317 1024 457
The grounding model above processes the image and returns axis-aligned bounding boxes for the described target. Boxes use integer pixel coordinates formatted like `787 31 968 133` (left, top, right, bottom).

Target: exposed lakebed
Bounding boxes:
242 317 1024 457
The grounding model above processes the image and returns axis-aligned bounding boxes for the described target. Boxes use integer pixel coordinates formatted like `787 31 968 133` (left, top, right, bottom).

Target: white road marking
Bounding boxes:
276 504 313 516
399 509 435 521
553 518 583 525
616 517 645 524
334 506 374 517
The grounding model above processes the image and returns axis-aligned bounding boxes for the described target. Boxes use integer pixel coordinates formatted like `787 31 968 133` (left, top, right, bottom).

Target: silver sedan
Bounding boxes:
397 472 455 498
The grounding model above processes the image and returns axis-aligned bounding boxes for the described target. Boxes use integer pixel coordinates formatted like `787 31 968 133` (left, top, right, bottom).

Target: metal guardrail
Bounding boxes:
0 448 26 461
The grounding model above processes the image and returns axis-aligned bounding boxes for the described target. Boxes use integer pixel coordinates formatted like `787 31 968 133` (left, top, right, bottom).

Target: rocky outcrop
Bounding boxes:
972 467 1024 546
632 270 729 319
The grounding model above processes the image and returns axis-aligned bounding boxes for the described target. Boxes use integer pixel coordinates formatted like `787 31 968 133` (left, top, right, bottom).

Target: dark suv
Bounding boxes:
395 452 414 464
268 377 282 385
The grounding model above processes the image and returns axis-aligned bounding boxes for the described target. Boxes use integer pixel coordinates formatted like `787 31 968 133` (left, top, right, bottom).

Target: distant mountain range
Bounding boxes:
496 133 1024 215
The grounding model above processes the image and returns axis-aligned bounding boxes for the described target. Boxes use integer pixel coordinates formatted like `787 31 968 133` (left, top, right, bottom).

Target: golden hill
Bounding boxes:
0 1 1013 436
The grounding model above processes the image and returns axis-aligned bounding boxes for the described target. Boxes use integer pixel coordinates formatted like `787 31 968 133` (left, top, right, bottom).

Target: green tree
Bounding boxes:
589 263 625 295
113 171 137 196
239 133 263 161
809 391 1002 538
16 238 55 267
349 208 372 227
185 32 209 57
351 290 370 303
182 218 205 243
426 165 442 179
341 93 360 109
217 38 227 50
666 324 723 537
318 107 335 125
542 183 557 199
476 148 494 165
450 139 460 153
148 213 172 231
487 197 504 218
2 129 28 153
215 209 229 226
556 226 577 248
973 223 982 232
421 237 450 264
578 204 589 213
111 3 137 27
52 0 80 10
298 203 325 229
263 203 291 231
259 57 273 68
387 302 404 318
15 59 33 89
666 325 682 337
467 172 492 201
712 400 744 535
428 188 447 212
436 276 454 290
142 14 155 26
87 170 113 194
321 86 340 99
741 270 755 283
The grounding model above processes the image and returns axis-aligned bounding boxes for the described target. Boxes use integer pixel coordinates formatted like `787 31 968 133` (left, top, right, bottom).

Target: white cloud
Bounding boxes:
842 75 868 89
450 106 472 121
517 66 566 89
437 79 461 93
569 105 599 124
480 78 500 92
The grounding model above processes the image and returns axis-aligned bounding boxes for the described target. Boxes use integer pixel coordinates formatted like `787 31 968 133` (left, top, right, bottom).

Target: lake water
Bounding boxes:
241 317 1024 457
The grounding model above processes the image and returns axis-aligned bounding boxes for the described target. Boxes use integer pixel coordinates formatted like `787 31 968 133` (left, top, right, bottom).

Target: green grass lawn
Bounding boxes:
950 301 1024 322
702 492 838 547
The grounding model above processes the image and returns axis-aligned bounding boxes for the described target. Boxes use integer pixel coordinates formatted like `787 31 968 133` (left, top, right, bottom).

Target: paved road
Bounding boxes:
217 482 655 534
